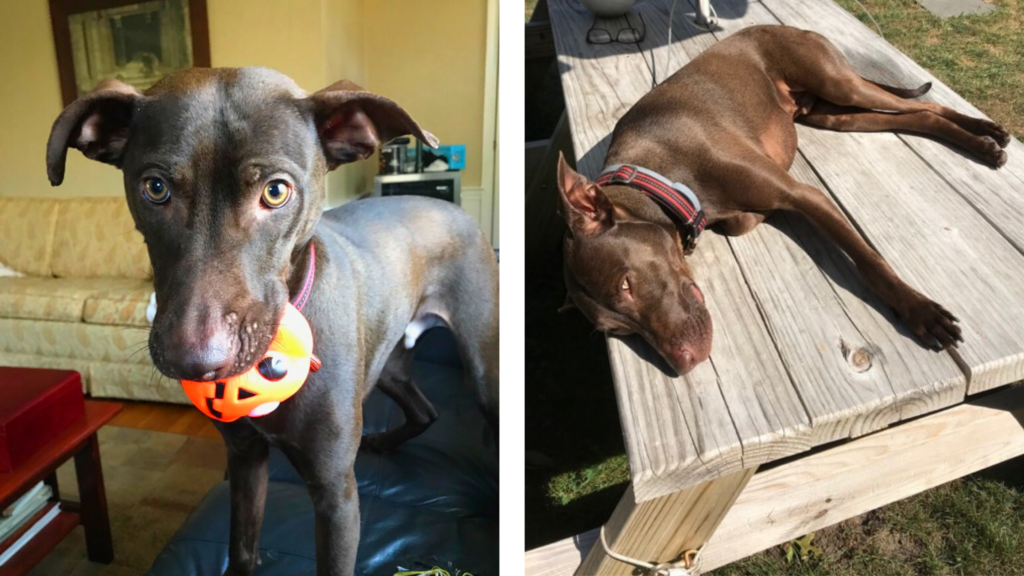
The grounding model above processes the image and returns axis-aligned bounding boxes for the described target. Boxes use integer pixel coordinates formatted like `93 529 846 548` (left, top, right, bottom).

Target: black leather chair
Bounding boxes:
145 329 498 576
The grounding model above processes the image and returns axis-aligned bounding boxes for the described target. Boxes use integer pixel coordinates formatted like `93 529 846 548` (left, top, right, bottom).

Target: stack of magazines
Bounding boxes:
0 482 52 543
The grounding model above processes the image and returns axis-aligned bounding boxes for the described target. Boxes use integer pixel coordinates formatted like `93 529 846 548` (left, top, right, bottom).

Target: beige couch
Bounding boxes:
0 196 185 403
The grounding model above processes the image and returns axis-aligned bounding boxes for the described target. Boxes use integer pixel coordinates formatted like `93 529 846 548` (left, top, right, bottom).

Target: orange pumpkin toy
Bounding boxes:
180 245 320 423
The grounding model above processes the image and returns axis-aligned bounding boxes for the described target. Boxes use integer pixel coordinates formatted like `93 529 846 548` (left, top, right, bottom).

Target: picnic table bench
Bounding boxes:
524 0 1024 573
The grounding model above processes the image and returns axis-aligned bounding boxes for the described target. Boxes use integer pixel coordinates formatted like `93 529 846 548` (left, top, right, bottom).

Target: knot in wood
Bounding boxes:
839 338 872 373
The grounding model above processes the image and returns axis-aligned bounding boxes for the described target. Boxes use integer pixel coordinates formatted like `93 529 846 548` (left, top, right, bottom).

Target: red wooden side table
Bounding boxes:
0 399 121 576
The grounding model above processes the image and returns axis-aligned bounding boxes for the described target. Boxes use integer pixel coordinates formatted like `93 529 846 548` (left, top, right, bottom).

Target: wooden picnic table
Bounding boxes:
524 0 1024 573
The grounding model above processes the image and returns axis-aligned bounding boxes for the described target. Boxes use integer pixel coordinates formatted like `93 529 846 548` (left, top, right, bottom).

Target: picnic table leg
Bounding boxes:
575 468 756 576
526 111 573 261
530 0 549 23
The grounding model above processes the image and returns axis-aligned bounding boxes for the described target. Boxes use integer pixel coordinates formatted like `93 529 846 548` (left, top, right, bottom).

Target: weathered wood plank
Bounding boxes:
760 0 1024 394
549 0 814 501
575 469 756 576
761 0 1024 246
548 0 976 500
526 21 556 60
526 529 598 576
609 234 811 501
702 0 966 442
526 385 1024 576
526 138 550 182
525 112 573 260
702 384 1024 571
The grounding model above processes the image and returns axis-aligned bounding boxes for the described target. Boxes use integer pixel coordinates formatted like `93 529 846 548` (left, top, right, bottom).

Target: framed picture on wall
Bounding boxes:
48 0 210 106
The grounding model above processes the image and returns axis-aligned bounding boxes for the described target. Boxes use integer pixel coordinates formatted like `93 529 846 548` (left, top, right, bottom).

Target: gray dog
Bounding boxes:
46 68 499 576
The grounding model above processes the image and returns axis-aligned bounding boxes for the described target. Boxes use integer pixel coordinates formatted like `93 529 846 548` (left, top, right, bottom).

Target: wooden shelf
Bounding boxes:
0 402 120 510
0 502 80 576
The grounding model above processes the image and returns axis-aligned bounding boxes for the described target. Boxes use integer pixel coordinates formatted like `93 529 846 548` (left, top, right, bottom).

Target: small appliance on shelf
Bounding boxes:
373 137 464 204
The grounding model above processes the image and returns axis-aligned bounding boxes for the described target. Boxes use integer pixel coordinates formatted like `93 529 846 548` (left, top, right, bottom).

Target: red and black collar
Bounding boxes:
596 164 707 252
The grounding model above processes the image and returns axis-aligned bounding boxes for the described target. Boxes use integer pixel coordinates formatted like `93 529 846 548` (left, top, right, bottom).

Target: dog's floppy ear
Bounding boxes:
46 79 144 186
557 151 613 236
308 80 439 170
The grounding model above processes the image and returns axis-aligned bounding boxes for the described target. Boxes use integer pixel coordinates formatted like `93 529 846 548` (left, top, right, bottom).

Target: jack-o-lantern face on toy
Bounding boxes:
180 303 320 422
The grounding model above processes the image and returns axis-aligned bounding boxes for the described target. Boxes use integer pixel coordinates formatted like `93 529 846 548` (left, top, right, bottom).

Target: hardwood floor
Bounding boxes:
108 400 220 439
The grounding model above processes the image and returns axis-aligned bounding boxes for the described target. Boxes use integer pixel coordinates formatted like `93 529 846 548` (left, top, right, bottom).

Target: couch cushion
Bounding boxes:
82 282 154 327
0 277 148 323
52 198 152 279
0 316 153 365
0 197 59 277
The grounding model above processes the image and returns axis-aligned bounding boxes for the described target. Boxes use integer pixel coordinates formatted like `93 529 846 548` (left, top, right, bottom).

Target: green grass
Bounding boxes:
526 0 539 21
717 460 1024 575
526 0 1024 571
837 0 1024 138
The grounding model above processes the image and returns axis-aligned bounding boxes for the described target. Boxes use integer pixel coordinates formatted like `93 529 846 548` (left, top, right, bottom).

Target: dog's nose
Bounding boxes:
175 331 234 381
668 336 705 375
675 349 696 374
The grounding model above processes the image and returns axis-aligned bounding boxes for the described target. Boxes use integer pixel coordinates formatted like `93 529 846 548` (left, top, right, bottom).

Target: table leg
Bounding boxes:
42 471 60 502
575 468 756 576
74 433 113 564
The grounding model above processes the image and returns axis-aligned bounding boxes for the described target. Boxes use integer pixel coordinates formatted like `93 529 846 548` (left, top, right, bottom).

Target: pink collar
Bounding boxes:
291 242 316 312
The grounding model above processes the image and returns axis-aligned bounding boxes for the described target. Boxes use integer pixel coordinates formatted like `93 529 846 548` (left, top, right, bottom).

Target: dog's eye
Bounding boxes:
141 177 170 204
621 276 632 296
262 180 292 208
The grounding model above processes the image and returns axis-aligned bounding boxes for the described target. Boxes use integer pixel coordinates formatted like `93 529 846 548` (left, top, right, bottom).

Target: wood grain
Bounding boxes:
526 385 1024 575
756 0 1024 393
109 401 219 439
704 0 967 443
526 529 598 576
526 112 575 260
702 384 1024 571
574 468 755 576
546 0 984 501
550 0 813 502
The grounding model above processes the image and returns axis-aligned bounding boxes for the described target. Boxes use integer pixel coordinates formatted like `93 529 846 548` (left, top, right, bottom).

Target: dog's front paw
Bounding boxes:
903 296 962 350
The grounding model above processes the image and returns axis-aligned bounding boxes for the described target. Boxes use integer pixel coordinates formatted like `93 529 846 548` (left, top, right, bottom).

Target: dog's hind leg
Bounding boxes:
361 342 438 452
800 101 1007 168
456 314 499 443
447 241 500 444
814 78 1010 151
784 32 1010 148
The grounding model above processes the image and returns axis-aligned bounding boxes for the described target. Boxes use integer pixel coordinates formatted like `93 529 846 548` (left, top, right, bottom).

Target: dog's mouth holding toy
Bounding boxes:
180 245 321 423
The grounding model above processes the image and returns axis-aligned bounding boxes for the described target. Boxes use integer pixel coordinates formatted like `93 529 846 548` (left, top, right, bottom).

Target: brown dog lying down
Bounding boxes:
558 25 1009 375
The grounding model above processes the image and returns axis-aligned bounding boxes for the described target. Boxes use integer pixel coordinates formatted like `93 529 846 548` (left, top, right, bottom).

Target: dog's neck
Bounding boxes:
604 184 676 227
287 239 318 306
604 132 699 187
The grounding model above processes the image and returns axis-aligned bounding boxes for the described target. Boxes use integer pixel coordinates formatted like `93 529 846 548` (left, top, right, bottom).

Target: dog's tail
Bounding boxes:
868 78 933 99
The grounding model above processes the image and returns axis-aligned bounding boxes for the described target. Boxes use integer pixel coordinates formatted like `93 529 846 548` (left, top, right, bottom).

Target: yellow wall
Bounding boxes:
361 0 489 191
0 0 121 199
0 0 491 207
